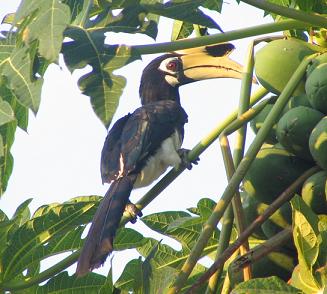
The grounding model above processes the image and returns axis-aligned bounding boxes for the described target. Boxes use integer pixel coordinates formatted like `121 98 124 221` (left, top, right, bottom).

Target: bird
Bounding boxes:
76 43 243 276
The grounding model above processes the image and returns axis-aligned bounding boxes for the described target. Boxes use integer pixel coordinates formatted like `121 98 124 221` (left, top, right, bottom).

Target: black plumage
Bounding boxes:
76 43 243 276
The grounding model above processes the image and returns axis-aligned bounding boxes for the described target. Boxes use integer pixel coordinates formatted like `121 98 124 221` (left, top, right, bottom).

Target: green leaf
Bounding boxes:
142 210 219 251
0 81 29 131
143 0 221 30
36 271 113 293
141 211 191 234
203 0 223 12
231 276 301 294
290 195 323 292
89 4 158 38
1 196 98 281
197 197 216 219
0 100 14 126
291 195 320 270
317 215 327 268
171 20 194 41
11 198 32 227
62 28 140 127
291 264 320 294
0 121 16 195
115 258 144 291
114 227 146 250
0 46 43 113
14 0 71 62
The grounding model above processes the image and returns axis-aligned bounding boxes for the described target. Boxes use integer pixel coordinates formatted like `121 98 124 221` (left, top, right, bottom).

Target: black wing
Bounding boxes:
100 100 188 183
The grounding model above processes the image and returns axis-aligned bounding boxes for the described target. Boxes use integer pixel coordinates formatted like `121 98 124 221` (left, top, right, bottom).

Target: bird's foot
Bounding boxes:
125 202 143 224
177 148 199 170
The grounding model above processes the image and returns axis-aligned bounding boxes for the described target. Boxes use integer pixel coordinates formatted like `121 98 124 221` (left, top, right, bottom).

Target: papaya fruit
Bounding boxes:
301 171 327 215
230 249 296 285
282 94 311 113
250 96 279 144
243 145 313 204
241 194 268 240
309 116 327 170
306 52 327 76
305 63 327 114
276 106 324 161
255 38 322 95
260 202 292 238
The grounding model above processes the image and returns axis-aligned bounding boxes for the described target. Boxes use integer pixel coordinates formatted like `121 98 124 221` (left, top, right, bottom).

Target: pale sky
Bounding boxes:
0 0 271 280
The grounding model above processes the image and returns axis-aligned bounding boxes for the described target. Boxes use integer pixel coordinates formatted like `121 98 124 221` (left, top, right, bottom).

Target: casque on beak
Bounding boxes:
175 43 244 84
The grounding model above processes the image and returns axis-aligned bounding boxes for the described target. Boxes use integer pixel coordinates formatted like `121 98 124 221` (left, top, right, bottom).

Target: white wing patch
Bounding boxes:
134 130 182 188
117 153 125 178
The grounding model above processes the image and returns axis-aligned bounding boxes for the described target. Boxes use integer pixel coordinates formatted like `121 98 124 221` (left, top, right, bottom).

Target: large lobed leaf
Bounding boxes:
36 271 115 294
1 196 99 281
62 28 140 127
231 276 301 294
142 198 219 251
14 0 71 62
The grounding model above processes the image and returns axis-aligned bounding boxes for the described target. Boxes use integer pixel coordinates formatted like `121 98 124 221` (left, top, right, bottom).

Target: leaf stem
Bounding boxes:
133 19 311 55
240 0 327 28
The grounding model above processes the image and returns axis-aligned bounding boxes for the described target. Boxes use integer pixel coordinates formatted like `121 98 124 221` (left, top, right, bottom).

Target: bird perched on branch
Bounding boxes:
76 43 243 276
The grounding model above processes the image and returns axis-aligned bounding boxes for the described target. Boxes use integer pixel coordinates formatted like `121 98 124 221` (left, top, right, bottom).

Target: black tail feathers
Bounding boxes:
76 174 136 276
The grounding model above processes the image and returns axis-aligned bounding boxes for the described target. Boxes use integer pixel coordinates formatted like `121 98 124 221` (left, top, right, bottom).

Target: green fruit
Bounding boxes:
255 39 322 95
230 249 296 284
283 94 311 113
250 96 279 144
301 171 327 215
306 52 327 76
241 194 268 240
309 117 327 170
276 106 324 161
305 63 327 114
261 202 292 238
243 145 313 204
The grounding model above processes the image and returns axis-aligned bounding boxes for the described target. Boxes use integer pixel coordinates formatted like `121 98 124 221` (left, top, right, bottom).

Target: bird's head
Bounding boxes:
139 43 243 105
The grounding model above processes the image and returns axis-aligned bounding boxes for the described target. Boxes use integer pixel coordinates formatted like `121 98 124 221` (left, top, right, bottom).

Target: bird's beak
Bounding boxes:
176 43 244 84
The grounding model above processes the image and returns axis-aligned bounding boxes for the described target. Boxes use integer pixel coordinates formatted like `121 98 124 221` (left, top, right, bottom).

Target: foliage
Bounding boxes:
0 0 326 293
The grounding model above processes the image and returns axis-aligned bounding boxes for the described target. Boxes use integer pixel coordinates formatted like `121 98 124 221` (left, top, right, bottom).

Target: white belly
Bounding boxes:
134 130 182 188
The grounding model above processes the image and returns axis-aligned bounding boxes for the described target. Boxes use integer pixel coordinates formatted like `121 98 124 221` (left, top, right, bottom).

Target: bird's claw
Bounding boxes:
125 202 143 224
178 148 199 170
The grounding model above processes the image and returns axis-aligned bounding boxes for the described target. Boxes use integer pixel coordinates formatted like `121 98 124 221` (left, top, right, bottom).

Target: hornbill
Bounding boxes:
76 43 243 276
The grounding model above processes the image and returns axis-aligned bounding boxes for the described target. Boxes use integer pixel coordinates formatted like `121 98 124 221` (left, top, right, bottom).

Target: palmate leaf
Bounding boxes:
62 28 141 127
36 271 115 294
142 198 219 251
14 0 71 62
231 276 301 294
142 0 221 30
1 196 99 281
135 238 208 292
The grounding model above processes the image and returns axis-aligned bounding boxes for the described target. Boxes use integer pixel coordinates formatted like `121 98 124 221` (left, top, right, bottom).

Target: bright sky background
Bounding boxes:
0 0 273 281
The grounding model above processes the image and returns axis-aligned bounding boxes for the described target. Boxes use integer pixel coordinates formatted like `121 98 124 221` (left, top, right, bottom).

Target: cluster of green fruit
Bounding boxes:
240 38 327 280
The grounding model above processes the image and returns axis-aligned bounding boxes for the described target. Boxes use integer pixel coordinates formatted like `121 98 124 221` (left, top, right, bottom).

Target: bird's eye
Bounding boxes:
166 60 178 71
